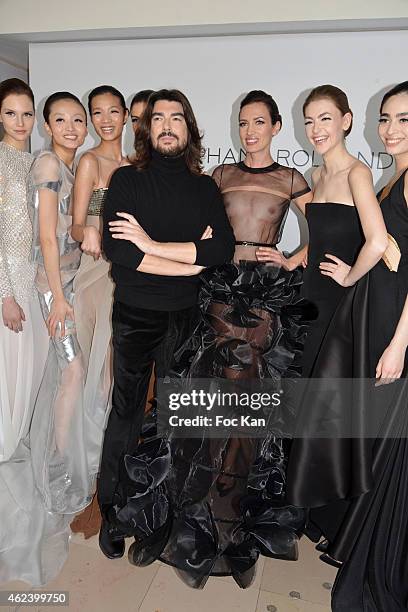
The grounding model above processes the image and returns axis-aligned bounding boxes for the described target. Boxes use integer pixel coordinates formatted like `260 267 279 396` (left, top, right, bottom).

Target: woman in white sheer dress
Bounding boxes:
0 80 68 588
28 91 91 515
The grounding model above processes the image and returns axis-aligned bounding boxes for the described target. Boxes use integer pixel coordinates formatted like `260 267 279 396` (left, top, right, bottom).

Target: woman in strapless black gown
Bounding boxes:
118 91 315 589
331 82 408 612
301 202 365 378
285 86 388 549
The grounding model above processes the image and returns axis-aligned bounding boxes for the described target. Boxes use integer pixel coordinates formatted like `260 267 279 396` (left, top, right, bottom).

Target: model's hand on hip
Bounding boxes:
319 254 353 286
256 247 293 270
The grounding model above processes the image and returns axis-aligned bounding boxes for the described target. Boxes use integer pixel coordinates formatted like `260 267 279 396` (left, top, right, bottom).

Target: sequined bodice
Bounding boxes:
28 150 81 292
0 141 36 303
88 188 108 216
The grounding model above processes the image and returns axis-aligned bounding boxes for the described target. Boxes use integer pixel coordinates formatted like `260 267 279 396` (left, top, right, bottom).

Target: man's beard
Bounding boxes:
154 132 186 157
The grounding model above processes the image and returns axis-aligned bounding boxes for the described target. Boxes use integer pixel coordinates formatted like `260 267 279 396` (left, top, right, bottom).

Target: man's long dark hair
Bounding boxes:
132 89 203 175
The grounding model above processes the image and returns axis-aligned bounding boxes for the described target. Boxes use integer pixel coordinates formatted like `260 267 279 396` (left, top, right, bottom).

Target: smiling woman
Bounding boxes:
70 86 129 500
27 91 92 515
152 90 315 589
330 81 408 612
286 85 388 567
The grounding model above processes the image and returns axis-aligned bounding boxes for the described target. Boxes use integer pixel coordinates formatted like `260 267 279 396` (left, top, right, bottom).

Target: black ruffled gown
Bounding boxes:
112 161 315 589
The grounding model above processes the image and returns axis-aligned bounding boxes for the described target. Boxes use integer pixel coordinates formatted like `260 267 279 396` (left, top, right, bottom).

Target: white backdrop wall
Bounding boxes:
4 0 408 34
29 31 407 251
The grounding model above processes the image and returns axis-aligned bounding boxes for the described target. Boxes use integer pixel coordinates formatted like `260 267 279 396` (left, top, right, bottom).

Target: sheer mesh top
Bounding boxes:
212 162 310 255
28 150 81 293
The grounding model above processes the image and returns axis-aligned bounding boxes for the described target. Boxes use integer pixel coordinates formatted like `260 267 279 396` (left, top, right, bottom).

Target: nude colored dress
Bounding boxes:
73 187 114 477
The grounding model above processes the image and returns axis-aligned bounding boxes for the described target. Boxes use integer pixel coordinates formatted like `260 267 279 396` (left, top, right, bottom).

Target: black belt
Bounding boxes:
235 241 275 248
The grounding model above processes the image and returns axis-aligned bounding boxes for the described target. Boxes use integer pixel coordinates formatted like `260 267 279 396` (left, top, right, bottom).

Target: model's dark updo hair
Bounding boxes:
380 81 408 114
43 92 87 124
88 85 127 114
303 84 353 137
239 90 282 127
0 78 34 110
130 89 154 109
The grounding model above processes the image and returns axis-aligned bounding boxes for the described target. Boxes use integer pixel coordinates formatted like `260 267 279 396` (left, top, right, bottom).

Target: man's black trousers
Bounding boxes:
97 300 196 511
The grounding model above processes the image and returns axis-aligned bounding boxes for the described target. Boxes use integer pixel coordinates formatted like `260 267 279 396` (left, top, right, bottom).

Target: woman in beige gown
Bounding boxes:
70 86 129 535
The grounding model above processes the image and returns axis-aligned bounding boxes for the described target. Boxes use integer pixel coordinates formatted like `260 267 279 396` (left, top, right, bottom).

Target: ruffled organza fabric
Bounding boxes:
172 262 313 383
108 261 315 588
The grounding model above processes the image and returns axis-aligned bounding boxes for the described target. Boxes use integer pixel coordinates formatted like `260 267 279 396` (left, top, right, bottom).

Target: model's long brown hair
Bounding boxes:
132 89 203 175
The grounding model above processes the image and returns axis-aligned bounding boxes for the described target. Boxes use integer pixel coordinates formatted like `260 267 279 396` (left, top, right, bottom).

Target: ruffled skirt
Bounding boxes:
109 262 315 588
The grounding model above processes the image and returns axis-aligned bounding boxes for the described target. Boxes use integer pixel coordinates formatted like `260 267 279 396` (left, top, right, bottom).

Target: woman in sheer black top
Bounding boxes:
131 91 315 589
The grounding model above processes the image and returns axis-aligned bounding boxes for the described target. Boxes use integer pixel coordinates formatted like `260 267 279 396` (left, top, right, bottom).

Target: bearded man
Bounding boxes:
97 89 235 558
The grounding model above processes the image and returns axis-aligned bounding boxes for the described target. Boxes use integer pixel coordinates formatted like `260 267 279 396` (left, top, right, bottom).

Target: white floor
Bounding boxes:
2 533 336 612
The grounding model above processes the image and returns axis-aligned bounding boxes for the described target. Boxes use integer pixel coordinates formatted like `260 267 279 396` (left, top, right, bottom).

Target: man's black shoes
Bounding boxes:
99 518 126 559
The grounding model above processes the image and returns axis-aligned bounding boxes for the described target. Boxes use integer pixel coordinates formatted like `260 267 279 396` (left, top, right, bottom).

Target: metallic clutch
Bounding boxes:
382 233 401 272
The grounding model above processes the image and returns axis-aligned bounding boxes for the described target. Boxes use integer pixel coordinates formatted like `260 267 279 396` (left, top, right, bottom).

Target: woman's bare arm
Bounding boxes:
320 164 388 287
71 152 98 242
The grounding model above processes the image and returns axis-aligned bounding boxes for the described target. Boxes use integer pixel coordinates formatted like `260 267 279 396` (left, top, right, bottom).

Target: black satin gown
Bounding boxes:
300 202 365 378
331 171 408 611
286 203 374 520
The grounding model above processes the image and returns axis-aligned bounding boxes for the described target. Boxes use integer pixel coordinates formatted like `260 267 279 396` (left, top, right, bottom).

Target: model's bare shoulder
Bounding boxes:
348 160 372 186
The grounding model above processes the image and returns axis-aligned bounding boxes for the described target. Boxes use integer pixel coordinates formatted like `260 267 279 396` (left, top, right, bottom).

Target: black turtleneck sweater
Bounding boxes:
102 150 235 310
